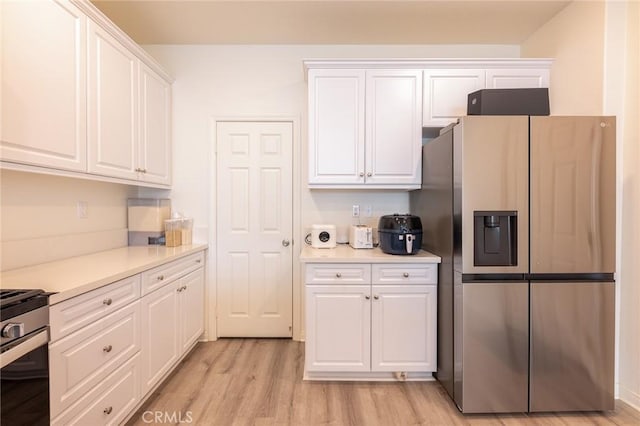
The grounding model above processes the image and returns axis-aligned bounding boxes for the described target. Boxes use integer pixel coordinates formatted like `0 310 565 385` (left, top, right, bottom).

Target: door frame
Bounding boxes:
208 116 302 341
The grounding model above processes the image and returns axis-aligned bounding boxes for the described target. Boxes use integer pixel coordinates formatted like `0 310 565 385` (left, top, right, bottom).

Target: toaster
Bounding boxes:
349 225 373 249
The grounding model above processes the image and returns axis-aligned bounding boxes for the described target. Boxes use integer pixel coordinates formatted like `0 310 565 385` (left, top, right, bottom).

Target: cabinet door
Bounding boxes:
486 68 549 89
365 70 422 187
308 69 365 185
423 69 485 127
305 285 371 372
87 21 138 181
371 285 436 372
1 0 87 171
140 281 179 396
179 268 205 353
139 63 171 185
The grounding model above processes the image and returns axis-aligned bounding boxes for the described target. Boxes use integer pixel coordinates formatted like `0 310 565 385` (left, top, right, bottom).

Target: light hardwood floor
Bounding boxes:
127 339 640 426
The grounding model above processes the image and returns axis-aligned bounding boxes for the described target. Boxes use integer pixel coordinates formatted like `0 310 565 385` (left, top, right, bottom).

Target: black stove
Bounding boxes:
1 289 48 322
1 289 51 425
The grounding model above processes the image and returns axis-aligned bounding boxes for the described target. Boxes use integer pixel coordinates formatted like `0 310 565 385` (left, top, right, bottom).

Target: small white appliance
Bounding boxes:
311 224 336 249
349 225 373 249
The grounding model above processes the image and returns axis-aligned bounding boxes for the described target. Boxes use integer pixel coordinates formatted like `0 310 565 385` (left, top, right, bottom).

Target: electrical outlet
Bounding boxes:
365 205 372 217
352 205 360 217
77 201 88 219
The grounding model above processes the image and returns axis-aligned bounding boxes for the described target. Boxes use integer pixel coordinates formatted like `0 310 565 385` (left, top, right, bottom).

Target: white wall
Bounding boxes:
0 170 134 270
521 1 605 114
607 0 640 410
141 44 520 339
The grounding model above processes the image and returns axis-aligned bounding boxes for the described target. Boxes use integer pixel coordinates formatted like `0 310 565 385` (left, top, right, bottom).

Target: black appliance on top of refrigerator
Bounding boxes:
410 116 616 413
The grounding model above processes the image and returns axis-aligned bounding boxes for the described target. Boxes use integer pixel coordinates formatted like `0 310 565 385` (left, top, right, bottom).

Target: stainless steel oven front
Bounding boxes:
0 289 50 426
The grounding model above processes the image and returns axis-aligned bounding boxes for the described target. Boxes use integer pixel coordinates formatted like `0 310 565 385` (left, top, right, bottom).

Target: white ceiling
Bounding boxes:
91 0 571 45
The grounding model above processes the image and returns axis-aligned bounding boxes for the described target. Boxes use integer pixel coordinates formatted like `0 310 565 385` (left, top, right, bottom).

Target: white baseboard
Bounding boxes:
619 385 640 411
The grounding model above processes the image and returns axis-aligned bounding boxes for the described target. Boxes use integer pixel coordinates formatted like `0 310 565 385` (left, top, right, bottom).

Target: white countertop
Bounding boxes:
299 245 441 263
0 244 208 305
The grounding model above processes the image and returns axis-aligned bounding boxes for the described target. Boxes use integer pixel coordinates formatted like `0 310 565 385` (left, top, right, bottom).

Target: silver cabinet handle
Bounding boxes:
403 272 409 278
367 172 372 177
282 239 290 247
196 259 202 263
177 287 182 293
365 295 371 300
374 295 379 300
335 273 342 278
103 345 112 353
359 172 364 177
103 298 113 306
104 407 113 415
157 275 165 281
182 286 187 291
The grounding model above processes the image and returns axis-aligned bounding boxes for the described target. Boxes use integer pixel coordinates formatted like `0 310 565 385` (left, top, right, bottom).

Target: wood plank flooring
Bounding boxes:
127 339 640 426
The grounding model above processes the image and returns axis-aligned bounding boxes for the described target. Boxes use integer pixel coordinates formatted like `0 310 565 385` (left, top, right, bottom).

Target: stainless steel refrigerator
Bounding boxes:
410 116 615 413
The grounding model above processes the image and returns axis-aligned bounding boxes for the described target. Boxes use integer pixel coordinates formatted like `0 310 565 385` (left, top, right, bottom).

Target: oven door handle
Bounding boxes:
0 329 49 369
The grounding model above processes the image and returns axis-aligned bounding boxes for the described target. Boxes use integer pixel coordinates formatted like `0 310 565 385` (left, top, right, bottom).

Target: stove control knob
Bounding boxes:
2 323 25 338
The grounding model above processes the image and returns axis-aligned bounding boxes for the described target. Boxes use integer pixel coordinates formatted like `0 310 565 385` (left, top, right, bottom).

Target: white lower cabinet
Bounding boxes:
51 353 141 426
304 262 437 378
49 251 206 424
371 285 436 372
141 267 205 395
140 280 180 395
305 285 371 372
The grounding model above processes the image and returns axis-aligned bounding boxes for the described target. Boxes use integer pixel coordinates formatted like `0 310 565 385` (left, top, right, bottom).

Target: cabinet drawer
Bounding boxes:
141 252 205 295
50 301 140 418
51 353 140 426
50 275 140 341
305 264 371 285
372 264 437 284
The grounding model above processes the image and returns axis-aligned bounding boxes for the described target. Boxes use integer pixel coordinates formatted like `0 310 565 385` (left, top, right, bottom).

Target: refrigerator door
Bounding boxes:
458 116 529 275
530 116 616 274
458 280 529 413
530 281 615 412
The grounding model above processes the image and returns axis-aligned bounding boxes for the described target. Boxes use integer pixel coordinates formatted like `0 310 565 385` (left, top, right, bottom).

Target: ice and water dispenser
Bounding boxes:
473 211 518 266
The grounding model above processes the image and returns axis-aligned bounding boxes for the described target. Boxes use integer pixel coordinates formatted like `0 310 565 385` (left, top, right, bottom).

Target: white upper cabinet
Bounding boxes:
422 62 551 127
139 63 172 186
365 70 422 187
1 0 173 188
486 68 550 89
308 69 365 186
87 21 138 181
308 68 422 189
1 0 87 172
423 69 485 127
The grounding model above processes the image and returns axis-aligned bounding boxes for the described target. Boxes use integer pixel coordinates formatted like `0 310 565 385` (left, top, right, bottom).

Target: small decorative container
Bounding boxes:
165 219 182 247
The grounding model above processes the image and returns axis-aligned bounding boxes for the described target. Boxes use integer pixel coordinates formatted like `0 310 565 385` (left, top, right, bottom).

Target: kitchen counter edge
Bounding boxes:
0 244 208 305
299 245 441 263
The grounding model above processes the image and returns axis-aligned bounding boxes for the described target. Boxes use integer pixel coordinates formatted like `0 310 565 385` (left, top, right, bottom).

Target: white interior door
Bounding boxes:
216 121 293 337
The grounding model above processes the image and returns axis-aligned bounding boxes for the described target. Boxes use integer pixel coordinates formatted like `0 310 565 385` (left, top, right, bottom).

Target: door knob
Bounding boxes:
282 239 290 247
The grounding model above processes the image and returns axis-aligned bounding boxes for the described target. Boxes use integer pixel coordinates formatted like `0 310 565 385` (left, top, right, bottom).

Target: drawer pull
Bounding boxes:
403 272 409 278
104 406 113 415
157 275 165 281
335 273 342 278
103 298 113 306
103 345 113 353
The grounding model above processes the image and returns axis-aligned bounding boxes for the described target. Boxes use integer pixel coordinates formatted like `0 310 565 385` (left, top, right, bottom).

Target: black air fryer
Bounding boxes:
378 214 423 255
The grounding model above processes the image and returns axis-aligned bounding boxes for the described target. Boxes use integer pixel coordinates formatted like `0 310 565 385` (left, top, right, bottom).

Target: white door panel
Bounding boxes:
217 121 293 337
